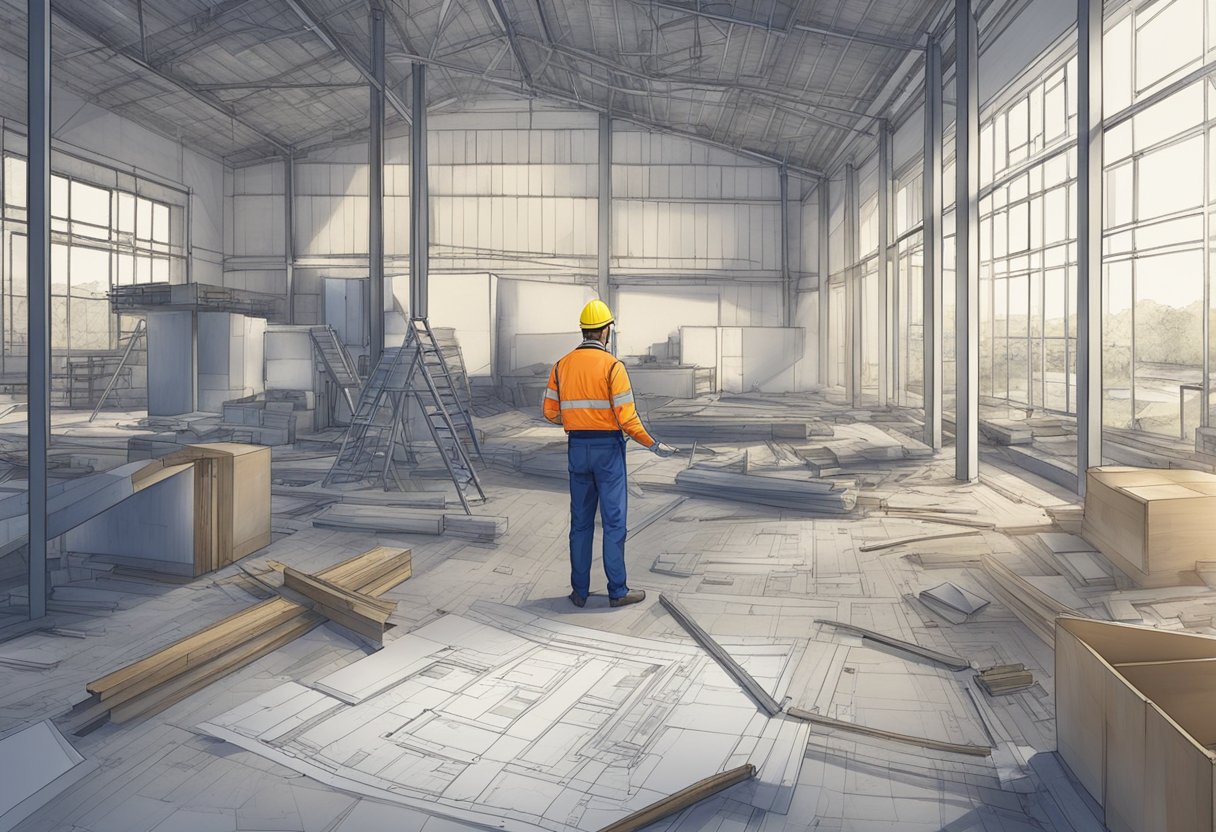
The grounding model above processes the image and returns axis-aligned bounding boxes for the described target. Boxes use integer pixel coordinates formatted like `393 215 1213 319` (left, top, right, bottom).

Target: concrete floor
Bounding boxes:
3 394 1204 830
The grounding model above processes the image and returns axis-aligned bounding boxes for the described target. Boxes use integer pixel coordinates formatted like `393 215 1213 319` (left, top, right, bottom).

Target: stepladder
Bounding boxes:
322 319 485 512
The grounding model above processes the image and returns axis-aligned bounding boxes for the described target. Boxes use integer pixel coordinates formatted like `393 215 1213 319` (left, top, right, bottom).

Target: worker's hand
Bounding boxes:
651 442 677 458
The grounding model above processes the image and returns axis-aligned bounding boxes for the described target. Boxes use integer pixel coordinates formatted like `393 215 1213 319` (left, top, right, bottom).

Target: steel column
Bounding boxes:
780 165 792 327
27 0 50 620
285 152 296 324
1076 0 1103 491
877 120 890 408
846 163 861 406
598 113 611 305
369 8 386 366
818 177 830 386
954 0 980 482
409 63 429 320
923 36 943 450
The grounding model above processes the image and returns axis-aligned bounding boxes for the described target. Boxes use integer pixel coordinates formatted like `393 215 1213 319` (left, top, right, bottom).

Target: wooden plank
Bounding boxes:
659 594 782 716
597 764 756 832
283 567 396 622
108 612 323 723
857 530 980 552
87 597 304 698
785 706 993 756
814 619 971 671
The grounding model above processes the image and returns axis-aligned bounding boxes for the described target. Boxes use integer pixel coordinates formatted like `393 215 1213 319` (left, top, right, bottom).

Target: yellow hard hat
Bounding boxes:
579 299 614 329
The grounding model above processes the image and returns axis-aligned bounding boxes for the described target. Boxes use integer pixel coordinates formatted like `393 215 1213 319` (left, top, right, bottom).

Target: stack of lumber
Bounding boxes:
282 567 397 643
312 505 507 541
313 505 443 535
62 547 411 733
674 467 856 513
981 556 1078 645
442 514 508 542
975 663 1034 696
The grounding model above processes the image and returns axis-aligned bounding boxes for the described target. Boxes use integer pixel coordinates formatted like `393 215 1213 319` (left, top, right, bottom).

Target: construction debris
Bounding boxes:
282 566 397 644
0 720 97 832
919 582 990 622
659 593 783 716
311 505 506 541
980 556 1078 646
784 707 993 757
674 467 856 513
815 619 971 671
975 663 1035 696
62 547 411 733
597 764 757 832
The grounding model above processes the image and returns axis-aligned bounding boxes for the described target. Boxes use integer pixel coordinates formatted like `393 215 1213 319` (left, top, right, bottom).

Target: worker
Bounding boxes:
543 299 676 609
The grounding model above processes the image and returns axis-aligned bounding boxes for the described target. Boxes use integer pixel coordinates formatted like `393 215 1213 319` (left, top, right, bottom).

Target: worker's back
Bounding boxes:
543 340 654 446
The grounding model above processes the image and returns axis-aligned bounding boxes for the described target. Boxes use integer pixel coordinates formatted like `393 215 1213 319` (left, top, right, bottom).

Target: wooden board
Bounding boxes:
162 443 272 574
596 764 756 832
283 567 396 643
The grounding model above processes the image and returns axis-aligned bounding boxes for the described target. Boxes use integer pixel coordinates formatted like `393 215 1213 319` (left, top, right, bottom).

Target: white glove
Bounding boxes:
652 442 677 459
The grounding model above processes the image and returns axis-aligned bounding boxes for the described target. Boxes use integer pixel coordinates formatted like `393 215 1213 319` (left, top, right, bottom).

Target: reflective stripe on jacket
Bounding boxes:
542 340 655 447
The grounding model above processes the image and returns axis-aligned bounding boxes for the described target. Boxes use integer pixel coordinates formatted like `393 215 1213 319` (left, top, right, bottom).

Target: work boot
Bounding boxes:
609 589 646 608
569 592 586 608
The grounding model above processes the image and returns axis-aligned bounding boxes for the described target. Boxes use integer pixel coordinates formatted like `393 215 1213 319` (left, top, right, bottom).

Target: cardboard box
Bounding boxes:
1082 466 1216 587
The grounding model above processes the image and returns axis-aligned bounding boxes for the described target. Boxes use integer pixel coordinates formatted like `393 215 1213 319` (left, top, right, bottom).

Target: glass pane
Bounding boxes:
51 175 69 219
3 156 26 207
1133 249 1204 437
117 192 136 234
1105 15 1133 115
1135 0 1203 92
70 297 113 350
51 243 69 295
1137 135 1204 220
70 181 110 227
136 198 152 241
152 203 170 243
69 246 110 297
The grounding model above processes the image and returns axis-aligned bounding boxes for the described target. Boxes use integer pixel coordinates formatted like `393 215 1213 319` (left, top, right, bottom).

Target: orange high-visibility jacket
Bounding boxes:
542 341 656 447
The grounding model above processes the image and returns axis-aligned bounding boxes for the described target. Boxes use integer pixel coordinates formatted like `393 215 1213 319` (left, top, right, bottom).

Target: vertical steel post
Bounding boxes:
923 36 943 450
877 120 890 408
409 63 429 320
1076 0 1104 492
368 8 386 364
27 0 50 620
846 162 861 406
598 113 612 307
954 0 980 482
818 177 830 386
285 152 296 324
780 165 793 328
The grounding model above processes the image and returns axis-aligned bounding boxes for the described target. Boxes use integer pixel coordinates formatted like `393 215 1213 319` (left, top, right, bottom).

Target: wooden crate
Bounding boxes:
1082 466 1216 587
161 443 271 575
1056 618 1216 832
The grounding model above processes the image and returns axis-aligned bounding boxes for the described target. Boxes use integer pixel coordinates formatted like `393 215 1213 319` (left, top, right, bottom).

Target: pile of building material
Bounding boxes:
981 556 1078 645
62 546 411 733
221 392 316 446
312 504 507 541
975 663 1034 696
674 466 856 513
1037 532 1115 589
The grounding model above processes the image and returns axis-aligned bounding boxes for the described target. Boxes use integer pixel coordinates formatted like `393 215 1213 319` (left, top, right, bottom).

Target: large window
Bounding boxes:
976 55 1080 416
1101 0 1213 440
0 153 175 361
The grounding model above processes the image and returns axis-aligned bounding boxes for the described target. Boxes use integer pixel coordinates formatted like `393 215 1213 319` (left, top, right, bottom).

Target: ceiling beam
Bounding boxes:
51 5 292 155
482 0 535 85
644 0 925 52
284 0 412 124
384 51 823 177
194 81 366 91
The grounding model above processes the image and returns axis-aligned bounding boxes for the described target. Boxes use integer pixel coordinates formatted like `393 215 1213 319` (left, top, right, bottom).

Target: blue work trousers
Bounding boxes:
567 432 629 600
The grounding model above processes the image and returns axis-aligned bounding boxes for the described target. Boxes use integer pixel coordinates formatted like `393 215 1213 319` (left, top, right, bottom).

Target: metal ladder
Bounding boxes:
322 324 486 512
89 319 147 422
309 326 362 412
409 317 484 462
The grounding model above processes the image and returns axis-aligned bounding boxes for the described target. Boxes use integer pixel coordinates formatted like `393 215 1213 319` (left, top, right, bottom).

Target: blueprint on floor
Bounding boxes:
199 601 808 832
